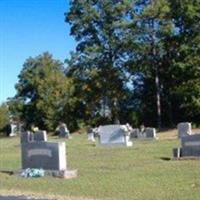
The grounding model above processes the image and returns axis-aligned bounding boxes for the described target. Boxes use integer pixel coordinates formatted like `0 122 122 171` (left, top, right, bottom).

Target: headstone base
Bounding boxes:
45 169 78 179
15 169 78 179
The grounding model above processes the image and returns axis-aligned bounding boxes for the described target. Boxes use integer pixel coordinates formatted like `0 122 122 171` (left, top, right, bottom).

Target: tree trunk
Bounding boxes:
150 14 162 128
155 67 161 128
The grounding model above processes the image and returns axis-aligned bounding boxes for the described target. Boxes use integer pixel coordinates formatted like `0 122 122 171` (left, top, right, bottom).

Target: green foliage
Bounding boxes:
66 0 134 124
0 103 9 134
65 0 200 127
8 52 77 131
165 0 200 125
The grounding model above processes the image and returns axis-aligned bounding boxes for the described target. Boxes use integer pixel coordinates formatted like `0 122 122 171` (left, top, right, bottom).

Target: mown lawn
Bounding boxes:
0 130 200 200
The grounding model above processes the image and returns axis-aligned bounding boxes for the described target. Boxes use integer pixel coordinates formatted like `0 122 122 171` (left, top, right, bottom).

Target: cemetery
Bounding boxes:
0 0 200 199
0 126 200 200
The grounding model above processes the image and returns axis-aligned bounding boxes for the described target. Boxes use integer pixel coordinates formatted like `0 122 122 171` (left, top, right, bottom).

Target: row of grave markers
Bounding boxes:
19 124 157 178
16 122 200 180
88 124 157 146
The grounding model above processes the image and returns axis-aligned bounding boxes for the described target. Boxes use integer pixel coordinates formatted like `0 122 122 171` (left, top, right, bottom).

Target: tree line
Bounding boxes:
1 0 199 133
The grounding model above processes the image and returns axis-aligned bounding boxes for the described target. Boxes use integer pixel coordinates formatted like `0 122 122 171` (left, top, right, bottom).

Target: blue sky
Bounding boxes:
0 0 76 103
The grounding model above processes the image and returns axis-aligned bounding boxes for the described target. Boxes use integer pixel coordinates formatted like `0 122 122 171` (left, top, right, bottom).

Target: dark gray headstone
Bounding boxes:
181 146 200 157
21 142 67 170
34 130 47 142
145 128 156 138
59 125 70 138
172 134 200 157
181 134 200 147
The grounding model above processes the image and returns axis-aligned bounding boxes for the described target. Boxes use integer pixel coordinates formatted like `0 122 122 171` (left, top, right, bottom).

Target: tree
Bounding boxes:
0 103 9 135
9 52 75 131
65 0 200 127
125 0 173 127
66 0 134 124
166 0 200 125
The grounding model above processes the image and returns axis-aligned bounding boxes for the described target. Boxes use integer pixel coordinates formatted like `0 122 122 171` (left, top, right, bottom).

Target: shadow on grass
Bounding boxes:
0 170 14 175
160 157 171 161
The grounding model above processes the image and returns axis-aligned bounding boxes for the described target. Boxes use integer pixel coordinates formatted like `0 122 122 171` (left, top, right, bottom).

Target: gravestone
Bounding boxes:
87 127 95 142
173 134 200 158
21 142 66 170
20 132 77 178
177 122 192 138
181 134 200 157
98 125 132 147
9 123 18 136
145 128 157 138
135 127 157 139
58 123 70 138
34 130 47 142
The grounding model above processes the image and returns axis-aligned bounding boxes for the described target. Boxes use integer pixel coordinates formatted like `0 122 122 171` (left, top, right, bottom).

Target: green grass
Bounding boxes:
1 130 200 200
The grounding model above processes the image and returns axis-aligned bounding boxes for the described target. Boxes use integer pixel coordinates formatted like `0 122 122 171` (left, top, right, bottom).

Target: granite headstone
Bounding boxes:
145 128 157 138
173 134 200 158
98 125 132 146
177 122 192 138
21 141 66 170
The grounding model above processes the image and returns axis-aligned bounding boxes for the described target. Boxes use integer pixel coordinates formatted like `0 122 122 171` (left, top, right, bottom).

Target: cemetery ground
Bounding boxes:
0 129 200 200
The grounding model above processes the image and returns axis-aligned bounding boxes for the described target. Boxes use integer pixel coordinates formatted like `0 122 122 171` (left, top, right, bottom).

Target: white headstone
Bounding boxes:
9 123 17 136
88 133 95 142
98 125 132 147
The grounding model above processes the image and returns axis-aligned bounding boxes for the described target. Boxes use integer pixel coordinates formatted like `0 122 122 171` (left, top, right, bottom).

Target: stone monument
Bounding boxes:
20 131 77 179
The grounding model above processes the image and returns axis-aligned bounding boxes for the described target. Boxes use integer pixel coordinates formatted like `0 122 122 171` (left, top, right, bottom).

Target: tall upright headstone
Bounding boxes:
177 122 192 138
9 123 18 136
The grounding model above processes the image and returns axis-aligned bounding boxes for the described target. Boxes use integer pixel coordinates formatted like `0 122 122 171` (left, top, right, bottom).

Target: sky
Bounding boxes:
0 0 76 103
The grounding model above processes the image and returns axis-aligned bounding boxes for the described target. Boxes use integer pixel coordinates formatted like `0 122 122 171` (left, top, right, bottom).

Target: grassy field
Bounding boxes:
1 129 200 200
